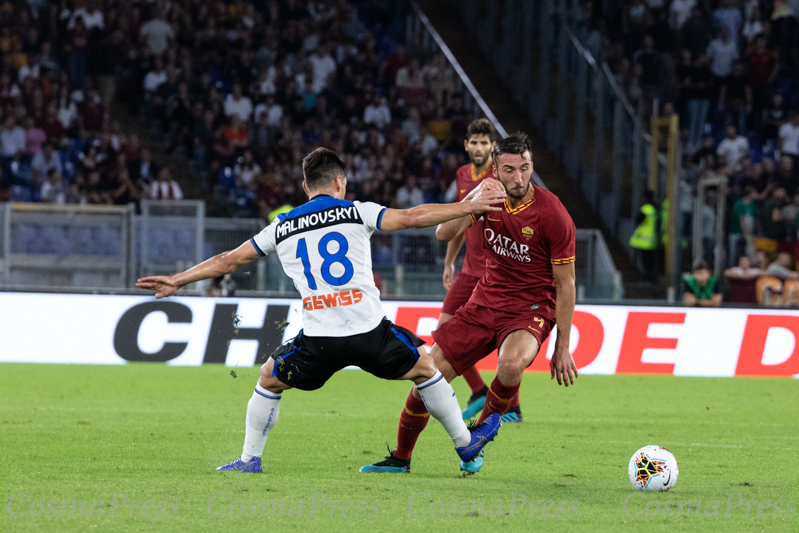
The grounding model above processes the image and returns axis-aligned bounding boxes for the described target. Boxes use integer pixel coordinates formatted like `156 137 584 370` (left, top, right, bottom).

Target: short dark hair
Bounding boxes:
302 147 347 189
466 118 495 141
693 260 710 272
492 131 532 163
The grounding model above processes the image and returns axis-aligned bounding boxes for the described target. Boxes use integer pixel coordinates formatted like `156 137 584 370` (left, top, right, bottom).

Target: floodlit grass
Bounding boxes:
1 363 797 532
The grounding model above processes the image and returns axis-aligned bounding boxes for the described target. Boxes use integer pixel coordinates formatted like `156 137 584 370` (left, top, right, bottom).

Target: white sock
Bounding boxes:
240 383 281 461
416 371 471 448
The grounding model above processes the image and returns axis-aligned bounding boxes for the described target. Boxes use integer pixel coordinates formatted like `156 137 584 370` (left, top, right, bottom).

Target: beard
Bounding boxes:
506 182 530 199
470 152 486 165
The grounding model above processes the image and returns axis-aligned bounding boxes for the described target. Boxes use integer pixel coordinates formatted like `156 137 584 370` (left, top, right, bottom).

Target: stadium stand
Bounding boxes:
0 0 477 223
569 0 799 284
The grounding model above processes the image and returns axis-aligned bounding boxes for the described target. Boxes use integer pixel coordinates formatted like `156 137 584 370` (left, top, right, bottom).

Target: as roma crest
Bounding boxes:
521 226 534 239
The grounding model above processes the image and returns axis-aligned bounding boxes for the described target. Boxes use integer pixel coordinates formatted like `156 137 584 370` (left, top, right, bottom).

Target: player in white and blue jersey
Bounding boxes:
136 148 507 474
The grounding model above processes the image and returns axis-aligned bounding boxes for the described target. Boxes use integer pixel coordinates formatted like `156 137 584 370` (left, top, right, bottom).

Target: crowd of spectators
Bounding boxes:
0 0 190 207
123 0 474 219
0 0 476 219
574 0 799 283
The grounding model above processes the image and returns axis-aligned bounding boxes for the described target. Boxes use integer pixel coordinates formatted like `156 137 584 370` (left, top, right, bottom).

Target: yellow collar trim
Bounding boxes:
471 164 491 181
504 197 536 214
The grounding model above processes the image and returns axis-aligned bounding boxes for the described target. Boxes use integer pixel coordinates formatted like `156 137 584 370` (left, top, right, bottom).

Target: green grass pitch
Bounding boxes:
1 363 797 532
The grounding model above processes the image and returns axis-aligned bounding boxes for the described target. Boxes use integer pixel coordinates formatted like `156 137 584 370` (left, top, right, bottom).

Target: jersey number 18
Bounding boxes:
295 232 354 290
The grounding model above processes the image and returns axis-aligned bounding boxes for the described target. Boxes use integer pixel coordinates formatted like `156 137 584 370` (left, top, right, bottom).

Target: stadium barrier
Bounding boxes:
1 292 796 378
0 202 621 299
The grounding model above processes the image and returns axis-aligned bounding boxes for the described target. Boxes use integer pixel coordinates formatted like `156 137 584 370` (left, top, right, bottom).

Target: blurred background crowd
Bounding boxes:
0 0 474 222
572 0 799 279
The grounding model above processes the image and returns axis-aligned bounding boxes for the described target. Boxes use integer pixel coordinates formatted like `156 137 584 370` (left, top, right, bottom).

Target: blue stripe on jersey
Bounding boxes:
280 195 354 222
250 238 266 257
377 207 386 230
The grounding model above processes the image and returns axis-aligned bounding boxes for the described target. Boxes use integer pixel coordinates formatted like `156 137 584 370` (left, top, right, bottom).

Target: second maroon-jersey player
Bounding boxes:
361 132 577 474
439 119 523 423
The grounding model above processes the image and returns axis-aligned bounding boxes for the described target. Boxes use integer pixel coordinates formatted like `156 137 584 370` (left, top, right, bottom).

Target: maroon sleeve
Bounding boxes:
455 166 468 202
544 200 576 265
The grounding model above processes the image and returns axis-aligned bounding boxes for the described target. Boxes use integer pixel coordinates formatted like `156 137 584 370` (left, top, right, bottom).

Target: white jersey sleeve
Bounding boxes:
250 221 278 256
353 201 387 232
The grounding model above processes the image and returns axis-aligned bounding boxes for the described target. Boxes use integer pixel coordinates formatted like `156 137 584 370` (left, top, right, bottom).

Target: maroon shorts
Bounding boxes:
432 301 554 375
441 272 482 316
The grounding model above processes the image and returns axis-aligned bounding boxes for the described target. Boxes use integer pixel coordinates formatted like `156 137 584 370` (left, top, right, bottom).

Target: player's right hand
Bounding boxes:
136 276 179 299
442 263 455 291
465 179 506 213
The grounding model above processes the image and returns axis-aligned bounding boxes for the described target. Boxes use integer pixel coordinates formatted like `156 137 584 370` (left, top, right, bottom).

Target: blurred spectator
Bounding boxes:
149 168 183 200
700 195 717 262
716 125 749 171
224 84 254 123
725 254 763 279
1 117 26 158
780 193 799 238
778 113 799 159
767 252 799 279
40 168 66 204
712 0 742 43
683 260 723 306
728 185 757 264
706 25 738 82
776 156 797 194
396 175 424 208
761 187 789 242
308 44 336 93
31 143 63 185
139 12 174 55
633 35 663 96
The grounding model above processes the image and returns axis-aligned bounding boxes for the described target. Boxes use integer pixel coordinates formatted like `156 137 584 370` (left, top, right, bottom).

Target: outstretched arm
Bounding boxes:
379 179 505 231
136 241 261 298
550 262 578 386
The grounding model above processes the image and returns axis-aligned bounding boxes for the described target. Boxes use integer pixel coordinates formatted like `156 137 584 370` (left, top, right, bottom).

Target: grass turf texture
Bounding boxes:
0 364 797 533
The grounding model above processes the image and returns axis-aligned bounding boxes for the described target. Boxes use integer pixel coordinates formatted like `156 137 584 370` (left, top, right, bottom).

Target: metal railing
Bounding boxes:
406 0 547 188
448 0 672 269
0 203 134 289
0 201 621 299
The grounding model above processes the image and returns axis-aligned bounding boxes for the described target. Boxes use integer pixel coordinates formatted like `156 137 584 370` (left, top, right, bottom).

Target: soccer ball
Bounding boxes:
628 445 679 492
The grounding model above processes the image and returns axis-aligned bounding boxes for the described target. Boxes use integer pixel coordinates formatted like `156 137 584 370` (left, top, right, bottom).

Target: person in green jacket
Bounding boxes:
683 260 723 307
630 190 659 283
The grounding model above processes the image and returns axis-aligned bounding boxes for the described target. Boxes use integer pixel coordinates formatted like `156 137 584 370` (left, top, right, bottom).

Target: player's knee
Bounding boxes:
496 353 526 380
413 349 437 379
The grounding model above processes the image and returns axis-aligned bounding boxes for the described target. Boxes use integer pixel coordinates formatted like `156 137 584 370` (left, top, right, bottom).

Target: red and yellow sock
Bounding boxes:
477 377 520 424
395 390 430 461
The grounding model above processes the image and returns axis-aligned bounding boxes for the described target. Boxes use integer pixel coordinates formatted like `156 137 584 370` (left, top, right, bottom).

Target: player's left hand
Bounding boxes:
550 345 578 387
442 263 455 291
136 276 179 299
465 179 506 213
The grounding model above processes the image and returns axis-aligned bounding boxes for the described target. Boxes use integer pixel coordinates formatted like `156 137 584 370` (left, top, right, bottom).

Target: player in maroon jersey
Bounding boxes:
440 119 524 424
361 132 577 474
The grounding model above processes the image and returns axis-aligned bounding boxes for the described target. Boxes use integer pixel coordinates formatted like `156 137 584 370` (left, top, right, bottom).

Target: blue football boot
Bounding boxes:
216 456 262 473
459 449 484 473
455 413 501 464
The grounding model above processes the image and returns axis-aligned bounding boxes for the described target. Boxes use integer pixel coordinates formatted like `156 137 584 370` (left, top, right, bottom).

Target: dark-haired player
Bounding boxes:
361 133 577 474
137 148 507 474
441 119 523 424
